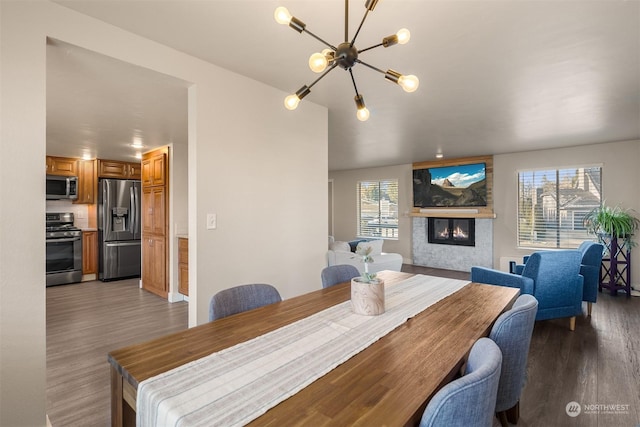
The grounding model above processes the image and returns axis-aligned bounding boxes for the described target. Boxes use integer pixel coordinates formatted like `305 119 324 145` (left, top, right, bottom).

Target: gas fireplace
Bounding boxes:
428 217 475 247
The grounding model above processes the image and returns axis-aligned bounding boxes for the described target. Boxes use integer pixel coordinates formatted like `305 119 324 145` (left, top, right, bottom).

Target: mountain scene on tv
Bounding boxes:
413 163 487 207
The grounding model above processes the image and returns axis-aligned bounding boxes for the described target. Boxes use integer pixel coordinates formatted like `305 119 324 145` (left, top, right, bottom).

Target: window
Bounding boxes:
357 179 399 239
517 166 601 248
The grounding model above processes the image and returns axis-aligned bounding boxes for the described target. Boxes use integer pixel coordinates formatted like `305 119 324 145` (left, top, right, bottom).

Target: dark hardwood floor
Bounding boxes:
46 268 640 426
403 264 640 427
46 279 188 426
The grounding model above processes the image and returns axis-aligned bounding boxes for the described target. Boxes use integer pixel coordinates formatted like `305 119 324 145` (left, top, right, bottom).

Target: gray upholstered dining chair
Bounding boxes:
490 294 538 427
208 284 282 321
419 338 502 427
320 264 360 288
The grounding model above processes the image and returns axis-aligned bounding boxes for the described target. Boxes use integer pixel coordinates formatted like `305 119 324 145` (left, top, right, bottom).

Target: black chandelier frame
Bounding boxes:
276 0 418 120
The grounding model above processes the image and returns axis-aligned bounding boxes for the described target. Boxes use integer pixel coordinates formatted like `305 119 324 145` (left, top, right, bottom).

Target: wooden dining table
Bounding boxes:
108 271 519 426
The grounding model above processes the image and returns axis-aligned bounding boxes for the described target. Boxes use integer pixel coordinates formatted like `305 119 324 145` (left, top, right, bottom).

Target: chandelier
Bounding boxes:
274 0 419 121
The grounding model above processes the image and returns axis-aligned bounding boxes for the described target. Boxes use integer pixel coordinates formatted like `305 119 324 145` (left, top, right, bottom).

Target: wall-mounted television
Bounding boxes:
413 162 487 207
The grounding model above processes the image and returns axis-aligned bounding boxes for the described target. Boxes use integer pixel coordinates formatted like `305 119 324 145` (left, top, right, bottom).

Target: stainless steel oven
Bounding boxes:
46 212 82 286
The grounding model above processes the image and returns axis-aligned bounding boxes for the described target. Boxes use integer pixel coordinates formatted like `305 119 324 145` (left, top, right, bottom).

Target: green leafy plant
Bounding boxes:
584 204 640 241
354 245 377 283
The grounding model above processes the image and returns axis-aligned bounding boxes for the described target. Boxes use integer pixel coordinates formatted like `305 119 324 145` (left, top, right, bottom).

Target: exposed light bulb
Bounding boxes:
398 74 419 92
274 7 292 25
284 94 300 110
396 28 410 45
356 107 370 121
308 52 328 73
354 94 370 121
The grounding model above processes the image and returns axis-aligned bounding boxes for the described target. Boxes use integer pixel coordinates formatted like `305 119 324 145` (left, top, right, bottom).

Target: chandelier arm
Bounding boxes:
307 62 339 90
354 59 386 75
348 68 361 97
345 0 349 42
350 9 370 47
358 43 384 54
302 29 337 51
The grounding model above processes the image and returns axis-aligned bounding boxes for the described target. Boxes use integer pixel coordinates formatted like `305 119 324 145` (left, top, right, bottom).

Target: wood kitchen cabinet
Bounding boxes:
82 230 98 275
74 159 97 204
141 147 169 299
46 156 78 176
98 159 141 180
141 153 166 186
143 235 166 297
142 186 166 235
178 237 189 296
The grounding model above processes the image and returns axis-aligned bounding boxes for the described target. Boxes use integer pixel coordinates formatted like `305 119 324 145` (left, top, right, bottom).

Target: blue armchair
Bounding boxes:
472 250 584 330
578 241 604 316
510 241 604 316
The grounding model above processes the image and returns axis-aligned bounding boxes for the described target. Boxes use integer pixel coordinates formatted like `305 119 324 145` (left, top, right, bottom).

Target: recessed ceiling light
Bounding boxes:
135 152 142 159
131 136 145 148
435 153 444 159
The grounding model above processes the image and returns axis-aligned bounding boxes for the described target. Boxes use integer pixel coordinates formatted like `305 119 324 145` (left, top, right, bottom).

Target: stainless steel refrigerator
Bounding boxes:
98 178 141 280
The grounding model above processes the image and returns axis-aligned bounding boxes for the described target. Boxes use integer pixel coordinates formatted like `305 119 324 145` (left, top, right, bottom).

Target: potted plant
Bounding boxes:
584 204 639 296
584 204 640 247
351 245 385 315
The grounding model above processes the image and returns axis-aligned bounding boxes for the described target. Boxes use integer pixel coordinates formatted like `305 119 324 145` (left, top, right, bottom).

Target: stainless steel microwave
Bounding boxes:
46 175 78 200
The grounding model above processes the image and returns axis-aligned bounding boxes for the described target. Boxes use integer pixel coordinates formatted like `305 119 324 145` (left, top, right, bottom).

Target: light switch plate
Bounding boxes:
206 213 217 230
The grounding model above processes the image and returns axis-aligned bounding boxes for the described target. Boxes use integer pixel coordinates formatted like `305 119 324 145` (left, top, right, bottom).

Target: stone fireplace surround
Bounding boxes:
412 217 493 272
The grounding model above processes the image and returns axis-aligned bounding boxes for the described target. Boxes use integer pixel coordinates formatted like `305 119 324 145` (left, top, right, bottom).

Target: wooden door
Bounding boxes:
98 160 129 178
142 187 165 235
82 231 98 274
74 159 96 204
178 238 189 296
46 156 78 176
141 153 166 186
142 236 166 297
128 162 142 180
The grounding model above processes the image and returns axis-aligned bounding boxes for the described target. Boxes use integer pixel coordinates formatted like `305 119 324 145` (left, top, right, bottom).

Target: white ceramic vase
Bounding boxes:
351 278 385 316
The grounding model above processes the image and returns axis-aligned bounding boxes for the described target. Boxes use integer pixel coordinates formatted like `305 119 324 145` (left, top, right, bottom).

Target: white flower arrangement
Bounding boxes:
354 245 377 283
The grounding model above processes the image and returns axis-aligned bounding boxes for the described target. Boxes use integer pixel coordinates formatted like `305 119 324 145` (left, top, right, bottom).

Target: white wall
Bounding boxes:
191 75 328 324
329 164 413 263
0 1 328 424
493 139 640 284
1 3 47 424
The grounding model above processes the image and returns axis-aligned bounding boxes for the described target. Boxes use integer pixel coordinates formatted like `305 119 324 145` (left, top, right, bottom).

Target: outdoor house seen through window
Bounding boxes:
517 166 602 248
357 179 399 239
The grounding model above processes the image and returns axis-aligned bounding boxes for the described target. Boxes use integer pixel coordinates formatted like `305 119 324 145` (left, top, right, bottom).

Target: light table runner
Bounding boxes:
137 274 469 427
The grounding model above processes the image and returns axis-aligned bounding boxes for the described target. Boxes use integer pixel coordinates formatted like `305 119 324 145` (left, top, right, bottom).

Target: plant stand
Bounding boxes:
599 235 631 297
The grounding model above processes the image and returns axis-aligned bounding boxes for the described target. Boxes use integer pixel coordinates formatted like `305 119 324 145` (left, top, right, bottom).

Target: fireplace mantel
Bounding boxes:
410 211 496 219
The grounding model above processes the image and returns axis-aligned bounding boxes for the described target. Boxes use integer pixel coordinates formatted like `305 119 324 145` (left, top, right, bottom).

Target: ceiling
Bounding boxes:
49 0 640 171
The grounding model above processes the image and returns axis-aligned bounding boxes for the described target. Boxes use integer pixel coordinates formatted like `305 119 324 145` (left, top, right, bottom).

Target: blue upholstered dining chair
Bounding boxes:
321 264 360 288
419 337 502 427
471 250 583 331
490 294 538 427
208 284 282 321
578 241 604 316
